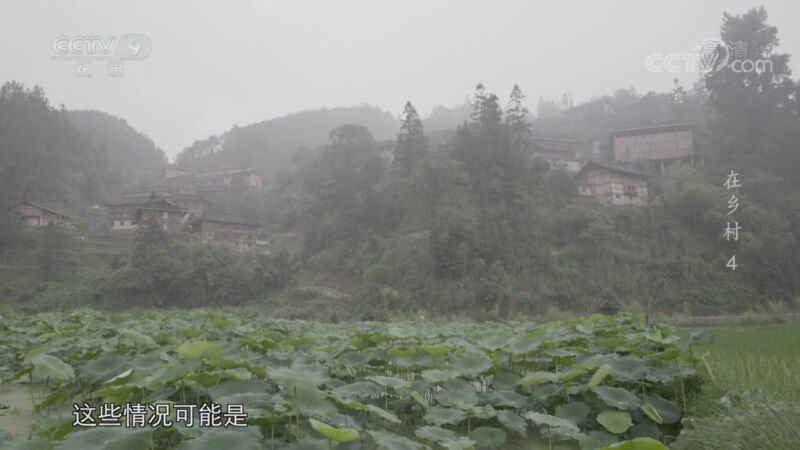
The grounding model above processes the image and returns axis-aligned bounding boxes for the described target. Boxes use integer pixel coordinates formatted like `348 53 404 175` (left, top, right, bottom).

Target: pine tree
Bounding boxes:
469 83 487 131
394 101 428 176
506 83 531 150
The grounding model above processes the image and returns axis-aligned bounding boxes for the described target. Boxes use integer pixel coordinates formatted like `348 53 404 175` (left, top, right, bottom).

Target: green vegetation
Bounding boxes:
699 326 800 401
0 313 704 449
672 325 800 449
2 8 800 318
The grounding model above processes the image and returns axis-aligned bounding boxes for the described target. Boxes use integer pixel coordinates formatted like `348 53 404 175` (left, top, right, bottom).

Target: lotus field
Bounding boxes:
0 312 708 450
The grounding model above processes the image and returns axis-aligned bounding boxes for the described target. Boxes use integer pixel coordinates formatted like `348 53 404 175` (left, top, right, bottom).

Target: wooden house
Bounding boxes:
190 213 261 252
18 201 73 228
106 199 188 232
611 122 696 170
575 161 648 206
527 137 588 172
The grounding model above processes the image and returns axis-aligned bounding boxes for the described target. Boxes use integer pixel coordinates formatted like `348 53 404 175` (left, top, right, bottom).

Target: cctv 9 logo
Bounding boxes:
51 34 152 60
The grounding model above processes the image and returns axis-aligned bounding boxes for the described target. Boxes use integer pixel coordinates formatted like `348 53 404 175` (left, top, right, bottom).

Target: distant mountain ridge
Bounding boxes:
175 105 399 179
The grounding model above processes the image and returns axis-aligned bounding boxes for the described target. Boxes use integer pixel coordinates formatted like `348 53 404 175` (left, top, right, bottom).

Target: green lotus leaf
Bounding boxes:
579 430 618 450
270 366 326 388
641 392 681 424
387 324 419 339
367 375 412 390
599 437 668 450
309 418 359 442
596 410 633 434
287 385 338 417
0 438 54 450
484 389 528 408
470 426 506 448
440 438 476 450
337 350 375 366
420 345 449 356
118 329 156 349
496 410 527 437
421 369 459 383
436 379 479 407
556 401 590 425
491 371 520 390
368 430 427 450
78 354 128 384
524 411 579 432
452 350 492 377
177 429 261 450
592 386 641 410
519 371 559 386
548 426 586 443
415 426 460 443
285 437 329 450
608 356 650 382
28 354 74 381
176 340 221 360
424 407 467 426
53 428 153 450
506 335 540 354
334 381 382 399
628 423 660 439
208 379 272 400
139 360 199 390
480 334 514 351
640 403 663 425
588 364 612 387
215 392 275 419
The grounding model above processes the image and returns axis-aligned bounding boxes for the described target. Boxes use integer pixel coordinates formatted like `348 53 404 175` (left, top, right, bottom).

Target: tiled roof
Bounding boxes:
575 160 649 178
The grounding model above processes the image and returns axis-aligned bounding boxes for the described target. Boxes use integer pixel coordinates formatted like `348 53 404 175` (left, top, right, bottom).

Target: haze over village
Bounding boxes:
1 2 800 449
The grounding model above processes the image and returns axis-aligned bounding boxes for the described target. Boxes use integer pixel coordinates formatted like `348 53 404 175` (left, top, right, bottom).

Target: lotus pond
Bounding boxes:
0 311 709 450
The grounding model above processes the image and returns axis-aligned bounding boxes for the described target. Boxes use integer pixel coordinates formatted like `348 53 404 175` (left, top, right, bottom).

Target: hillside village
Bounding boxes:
19 120 697 238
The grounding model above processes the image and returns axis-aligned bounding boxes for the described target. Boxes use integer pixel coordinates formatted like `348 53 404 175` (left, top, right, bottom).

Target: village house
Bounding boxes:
611 122 697 172
189 213 263 252
575 160 649 206
120 185 171 199
18 201 73 228
106 199 188 232
527 136 588 172
115 192 211 219
164 194 211 218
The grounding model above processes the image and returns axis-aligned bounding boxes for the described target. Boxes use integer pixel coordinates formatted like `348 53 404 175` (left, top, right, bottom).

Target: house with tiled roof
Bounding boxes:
575 160 649 206
18 201 73 228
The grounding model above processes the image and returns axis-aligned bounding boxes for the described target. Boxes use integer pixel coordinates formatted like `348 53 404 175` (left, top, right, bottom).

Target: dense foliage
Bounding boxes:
1 7 799 318
0 312 705 449
260 7 800 317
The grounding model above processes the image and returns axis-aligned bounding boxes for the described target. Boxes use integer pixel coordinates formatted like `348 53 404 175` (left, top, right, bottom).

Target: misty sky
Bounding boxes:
2 0 799 158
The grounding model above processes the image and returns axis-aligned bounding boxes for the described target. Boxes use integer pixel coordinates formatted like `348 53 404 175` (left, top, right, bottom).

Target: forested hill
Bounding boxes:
0 82 110 206
66 110 166 188
0 81 166 209
175 105 399 178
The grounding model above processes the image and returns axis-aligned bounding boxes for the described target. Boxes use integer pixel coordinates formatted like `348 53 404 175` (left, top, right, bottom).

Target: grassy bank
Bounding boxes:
673 324 800 449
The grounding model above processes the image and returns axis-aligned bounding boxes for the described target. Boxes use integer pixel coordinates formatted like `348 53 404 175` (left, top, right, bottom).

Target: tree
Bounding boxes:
506 83 531 150
132 218 169 267
393 101 428 176
705 7 798 166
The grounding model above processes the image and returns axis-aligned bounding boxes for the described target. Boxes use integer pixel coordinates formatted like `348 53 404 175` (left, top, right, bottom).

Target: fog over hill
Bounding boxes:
174 103 473 179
